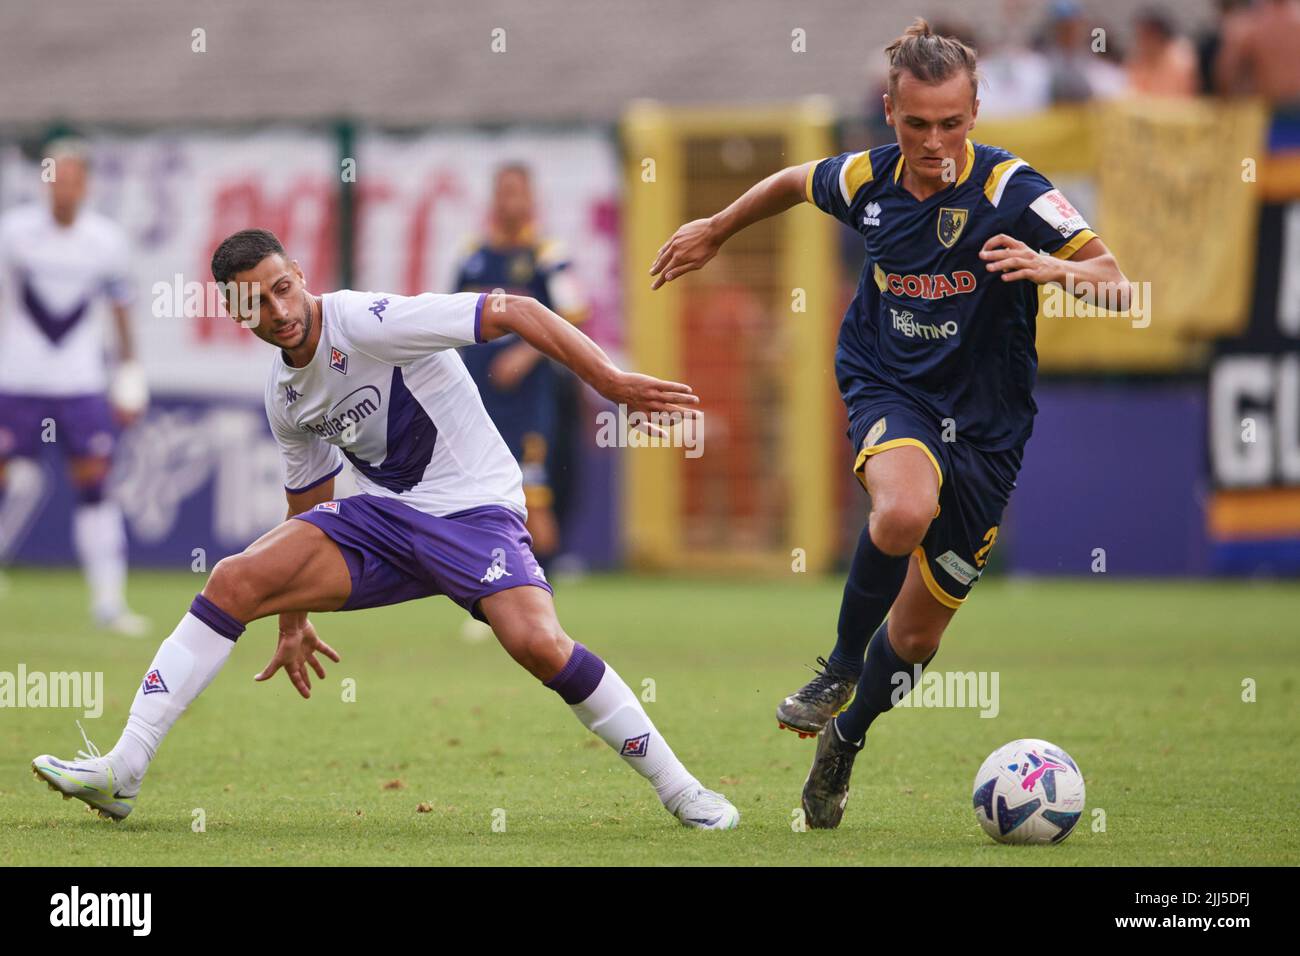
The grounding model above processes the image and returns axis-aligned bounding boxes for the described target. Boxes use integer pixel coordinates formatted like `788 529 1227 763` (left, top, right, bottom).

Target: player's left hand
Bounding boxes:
650 218 722 290
979 234 1062 285
599 370 700 439
254 617 340 699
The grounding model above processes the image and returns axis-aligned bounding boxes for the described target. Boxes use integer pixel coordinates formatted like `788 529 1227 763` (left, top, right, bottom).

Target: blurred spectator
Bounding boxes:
1127 7 1199 97
453 164 588 564
1042 0 1127 105
1197 0 1252 95
978 0 1054 118
1216 0 1300 103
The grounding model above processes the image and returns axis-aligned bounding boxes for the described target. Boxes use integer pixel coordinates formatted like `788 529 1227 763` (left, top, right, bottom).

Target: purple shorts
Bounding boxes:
293 495 552 621
0 392 116 460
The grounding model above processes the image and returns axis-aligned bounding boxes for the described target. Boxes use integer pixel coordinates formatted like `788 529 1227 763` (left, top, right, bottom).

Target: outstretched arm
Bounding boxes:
480 293 698 430
649 162 814 290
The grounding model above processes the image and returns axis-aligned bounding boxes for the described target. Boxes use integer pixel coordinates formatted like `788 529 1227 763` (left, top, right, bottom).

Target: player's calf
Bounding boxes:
480 585 740 830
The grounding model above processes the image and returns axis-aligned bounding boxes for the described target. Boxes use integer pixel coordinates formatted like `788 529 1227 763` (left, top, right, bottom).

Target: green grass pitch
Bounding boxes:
1 569 1296 866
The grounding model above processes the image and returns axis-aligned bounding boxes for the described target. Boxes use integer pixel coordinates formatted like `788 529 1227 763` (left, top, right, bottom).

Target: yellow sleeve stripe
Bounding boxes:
839 151 873 205
805 160 819 203
983 157 1027 207
873 262 887 292
1052 228 1099 260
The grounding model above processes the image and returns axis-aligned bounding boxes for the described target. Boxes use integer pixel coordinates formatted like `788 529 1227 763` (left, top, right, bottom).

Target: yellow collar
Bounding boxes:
893 139 975 188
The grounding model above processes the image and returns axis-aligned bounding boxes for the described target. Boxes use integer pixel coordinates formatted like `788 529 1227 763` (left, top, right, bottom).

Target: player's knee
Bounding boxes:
204 554 264 621
500 614 572 679
890 625 943 663
868 498 933 556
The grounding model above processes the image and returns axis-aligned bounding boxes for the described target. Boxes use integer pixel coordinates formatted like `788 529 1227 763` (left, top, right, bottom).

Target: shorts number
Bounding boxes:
973 526 998 568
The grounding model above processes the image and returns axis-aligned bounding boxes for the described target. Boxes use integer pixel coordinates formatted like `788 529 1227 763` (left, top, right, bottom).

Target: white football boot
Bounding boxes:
665 785 741 830
32 721 138 822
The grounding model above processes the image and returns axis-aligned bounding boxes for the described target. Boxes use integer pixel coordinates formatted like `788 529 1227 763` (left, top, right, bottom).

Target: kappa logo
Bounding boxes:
329 347 349 374
141 669 169 695
367 297 390 322
284 385 302 405
480 562 512 585
620 732 650 758
313 501 340 514
862 201 882 228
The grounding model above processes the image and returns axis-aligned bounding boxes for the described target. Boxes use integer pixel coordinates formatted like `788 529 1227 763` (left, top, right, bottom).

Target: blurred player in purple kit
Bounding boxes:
0 138 149 635
32 228 739 831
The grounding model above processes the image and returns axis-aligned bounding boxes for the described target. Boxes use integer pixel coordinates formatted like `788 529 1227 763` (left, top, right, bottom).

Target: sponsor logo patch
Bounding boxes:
142 669 169 695
862 200 882 228
620 732 650 757
865 416 888 448
936 550 980 586
313 501 340 514
891 307 959 342
1030 189 1089 238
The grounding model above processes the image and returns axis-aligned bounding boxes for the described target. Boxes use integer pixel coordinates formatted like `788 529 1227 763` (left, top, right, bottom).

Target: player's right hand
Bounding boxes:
254 618 340 700
650 218 721 290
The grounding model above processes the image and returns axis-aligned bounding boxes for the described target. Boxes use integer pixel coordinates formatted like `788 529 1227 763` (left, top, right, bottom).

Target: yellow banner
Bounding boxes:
976 100 1267 370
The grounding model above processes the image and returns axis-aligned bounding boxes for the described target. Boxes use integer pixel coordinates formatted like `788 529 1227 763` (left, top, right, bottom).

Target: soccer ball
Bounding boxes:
972 738 1085 845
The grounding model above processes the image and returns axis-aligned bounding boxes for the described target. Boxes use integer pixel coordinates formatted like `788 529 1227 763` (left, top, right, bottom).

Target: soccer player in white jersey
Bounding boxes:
32 228 740 830
0 138 149 635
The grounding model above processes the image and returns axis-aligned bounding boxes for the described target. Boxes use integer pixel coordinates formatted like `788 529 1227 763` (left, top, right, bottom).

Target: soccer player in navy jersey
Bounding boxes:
454 163 588 562
32 228 739 830
651 19 1132 828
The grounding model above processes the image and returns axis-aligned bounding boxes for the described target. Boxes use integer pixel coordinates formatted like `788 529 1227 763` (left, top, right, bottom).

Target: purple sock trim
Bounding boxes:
189 593 245 642
544 642 606 704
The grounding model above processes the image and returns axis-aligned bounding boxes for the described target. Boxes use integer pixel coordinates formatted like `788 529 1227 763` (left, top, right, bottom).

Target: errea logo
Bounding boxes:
863 201 882 228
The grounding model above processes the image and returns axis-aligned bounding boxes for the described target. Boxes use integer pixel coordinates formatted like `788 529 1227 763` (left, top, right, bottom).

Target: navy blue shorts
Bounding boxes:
294 496 553 621
847 401 1022 608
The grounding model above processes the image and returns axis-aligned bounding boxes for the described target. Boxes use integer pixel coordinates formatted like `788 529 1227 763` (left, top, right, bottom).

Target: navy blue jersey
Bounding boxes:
453 237 583 484
808 141 1098 450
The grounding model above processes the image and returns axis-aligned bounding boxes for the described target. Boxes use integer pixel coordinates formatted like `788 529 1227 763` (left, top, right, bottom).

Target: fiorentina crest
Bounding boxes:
141 669 169 695
619 733 650 758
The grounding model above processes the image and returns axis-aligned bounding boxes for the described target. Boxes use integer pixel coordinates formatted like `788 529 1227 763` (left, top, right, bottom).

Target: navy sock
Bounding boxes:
827 523 910 674
834 621 937 744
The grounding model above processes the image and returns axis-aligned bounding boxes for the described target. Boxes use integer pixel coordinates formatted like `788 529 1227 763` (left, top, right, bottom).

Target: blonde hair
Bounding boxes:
885 18 980 100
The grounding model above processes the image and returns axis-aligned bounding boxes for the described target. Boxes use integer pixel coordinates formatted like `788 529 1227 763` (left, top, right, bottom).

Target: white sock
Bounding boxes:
73 500 128 621
548 644 699 805
107 601 241 785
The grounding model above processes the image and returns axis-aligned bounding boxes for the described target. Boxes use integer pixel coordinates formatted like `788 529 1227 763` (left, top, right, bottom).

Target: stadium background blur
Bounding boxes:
2 0 1298 588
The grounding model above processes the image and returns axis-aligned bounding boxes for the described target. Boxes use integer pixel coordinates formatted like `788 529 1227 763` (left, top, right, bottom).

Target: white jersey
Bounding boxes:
0 203 132 396
266 289 526 518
